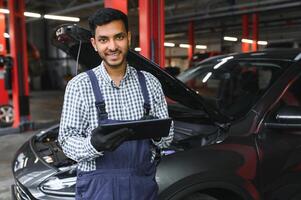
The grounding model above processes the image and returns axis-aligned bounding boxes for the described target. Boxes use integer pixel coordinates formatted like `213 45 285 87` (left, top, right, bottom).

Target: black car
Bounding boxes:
11 24 301 200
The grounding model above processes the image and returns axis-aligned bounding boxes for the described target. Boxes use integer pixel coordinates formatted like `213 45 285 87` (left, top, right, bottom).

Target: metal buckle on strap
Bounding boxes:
95 102 108 121
143 103 150 115
95 101 107 114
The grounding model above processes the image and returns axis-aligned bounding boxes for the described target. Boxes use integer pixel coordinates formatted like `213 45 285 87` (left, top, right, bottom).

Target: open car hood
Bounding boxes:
52 24 228 123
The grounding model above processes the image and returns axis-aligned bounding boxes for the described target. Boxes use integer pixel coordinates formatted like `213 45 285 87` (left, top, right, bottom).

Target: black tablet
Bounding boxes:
101 118 172 140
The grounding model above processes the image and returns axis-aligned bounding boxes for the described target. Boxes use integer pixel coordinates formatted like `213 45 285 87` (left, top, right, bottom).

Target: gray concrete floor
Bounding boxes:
0 90 64 200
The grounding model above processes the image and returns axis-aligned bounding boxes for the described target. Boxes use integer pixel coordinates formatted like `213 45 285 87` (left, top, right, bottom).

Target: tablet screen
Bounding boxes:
101 118 172 140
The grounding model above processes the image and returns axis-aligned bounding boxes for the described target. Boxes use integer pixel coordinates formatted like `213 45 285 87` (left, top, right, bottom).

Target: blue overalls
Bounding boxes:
75 69 158 200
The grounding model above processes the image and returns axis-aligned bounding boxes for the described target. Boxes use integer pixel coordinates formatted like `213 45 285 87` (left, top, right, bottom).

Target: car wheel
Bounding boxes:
185 193 218 200
0 105 13 127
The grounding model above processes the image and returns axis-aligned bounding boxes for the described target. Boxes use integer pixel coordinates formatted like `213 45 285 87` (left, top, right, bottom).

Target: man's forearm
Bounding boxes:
59 128 103 162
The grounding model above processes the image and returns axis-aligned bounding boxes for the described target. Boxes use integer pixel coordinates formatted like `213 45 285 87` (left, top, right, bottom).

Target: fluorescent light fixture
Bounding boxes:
179 44 190 48
164 42 175 47
44 14 80 22
24 12 41 18
4 33 9 38
257 40 268 45
0 9 79 22
223 36 238 42
0 8 9 14
196 45 207 49
134 47 141 52
202 72 212 83
241 38 253 44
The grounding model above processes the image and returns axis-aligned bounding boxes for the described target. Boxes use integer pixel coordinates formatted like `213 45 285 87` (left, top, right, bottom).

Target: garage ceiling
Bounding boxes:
23 0 301 48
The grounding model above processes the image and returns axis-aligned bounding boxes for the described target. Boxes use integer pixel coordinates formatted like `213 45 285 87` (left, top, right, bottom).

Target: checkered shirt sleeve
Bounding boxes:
58 74 103 171
58 64 174 171
142 71 174 148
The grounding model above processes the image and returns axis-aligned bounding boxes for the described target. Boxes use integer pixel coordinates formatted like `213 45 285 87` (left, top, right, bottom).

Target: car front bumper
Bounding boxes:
11 182 36 200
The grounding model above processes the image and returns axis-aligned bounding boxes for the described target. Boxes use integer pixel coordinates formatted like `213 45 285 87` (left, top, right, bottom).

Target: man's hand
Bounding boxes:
90 126 134 152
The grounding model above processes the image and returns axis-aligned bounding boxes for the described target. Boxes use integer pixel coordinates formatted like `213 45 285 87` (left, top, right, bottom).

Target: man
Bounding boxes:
58 8 173 200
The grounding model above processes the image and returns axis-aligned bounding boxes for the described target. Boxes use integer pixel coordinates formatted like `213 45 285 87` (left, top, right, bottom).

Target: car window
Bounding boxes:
281 75 301 107
264 73 301 134
178 58 288 120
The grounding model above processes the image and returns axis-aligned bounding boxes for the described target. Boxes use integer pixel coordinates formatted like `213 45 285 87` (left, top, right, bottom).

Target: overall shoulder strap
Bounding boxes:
136 70 151 116
86 70 108 122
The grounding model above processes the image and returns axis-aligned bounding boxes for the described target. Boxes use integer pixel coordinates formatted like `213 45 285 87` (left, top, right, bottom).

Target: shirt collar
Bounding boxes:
98 61 133 86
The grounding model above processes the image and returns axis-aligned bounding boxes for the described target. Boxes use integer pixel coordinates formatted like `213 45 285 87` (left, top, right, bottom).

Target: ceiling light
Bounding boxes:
134 47 141 52
196 45 207 49
4 33 9 38
0 8 9 14
164 42 175 47
24 12 41 18
257 41 268 45
179 44 190 48
223 36 238 42
44 14 80 22
0 8 80 22
241 39 253 44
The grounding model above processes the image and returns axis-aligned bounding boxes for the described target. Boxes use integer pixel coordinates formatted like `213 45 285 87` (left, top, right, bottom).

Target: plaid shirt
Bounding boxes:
58 62 174 171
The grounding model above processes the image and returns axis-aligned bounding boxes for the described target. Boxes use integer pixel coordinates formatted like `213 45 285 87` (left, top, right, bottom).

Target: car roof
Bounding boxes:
233 49 301 61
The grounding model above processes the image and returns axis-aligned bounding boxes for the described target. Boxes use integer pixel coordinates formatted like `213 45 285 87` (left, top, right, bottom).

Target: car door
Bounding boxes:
257 72 301 200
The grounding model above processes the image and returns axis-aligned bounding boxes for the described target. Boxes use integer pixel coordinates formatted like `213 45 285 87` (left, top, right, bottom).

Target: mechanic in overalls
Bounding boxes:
58 8 174 200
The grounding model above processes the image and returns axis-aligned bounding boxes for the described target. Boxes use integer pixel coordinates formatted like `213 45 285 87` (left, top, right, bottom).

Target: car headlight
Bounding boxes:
39 175 76 196
162 149 176 155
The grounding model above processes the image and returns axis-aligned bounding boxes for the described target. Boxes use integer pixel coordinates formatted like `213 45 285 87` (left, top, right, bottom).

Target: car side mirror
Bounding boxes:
265 105 301 130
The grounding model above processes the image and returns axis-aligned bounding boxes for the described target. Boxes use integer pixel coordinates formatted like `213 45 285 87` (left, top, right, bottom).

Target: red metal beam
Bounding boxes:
139 0 165 67
252 13 259 51
151 0 159 62
242 14 249 52
104 0 128 15
0 0 9 105
159 0 165 67
0 0 6 56
8 0 30 128
188 21 195 63
139 0 151 59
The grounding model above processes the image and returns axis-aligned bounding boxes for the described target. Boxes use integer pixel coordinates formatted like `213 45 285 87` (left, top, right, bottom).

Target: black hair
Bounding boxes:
88 8 128 36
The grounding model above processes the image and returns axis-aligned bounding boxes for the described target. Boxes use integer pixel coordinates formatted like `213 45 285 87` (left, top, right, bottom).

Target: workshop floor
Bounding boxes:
0 90 64 200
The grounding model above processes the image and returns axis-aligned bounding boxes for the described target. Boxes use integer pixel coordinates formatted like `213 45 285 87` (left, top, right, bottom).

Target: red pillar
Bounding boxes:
188 21 195 63
139 0 165 67
104 0 128 15
139 0 151 59
0 0 6 57
0 0 9 105
252 13 259 51
158 0 165 67
242 14 249 52
8 0 30 128
151 0 159 62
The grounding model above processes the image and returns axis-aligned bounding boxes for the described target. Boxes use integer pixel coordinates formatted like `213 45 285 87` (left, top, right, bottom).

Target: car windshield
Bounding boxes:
178 56 289 120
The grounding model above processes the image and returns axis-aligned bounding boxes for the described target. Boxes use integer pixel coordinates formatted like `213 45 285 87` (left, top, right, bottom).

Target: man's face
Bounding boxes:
90 20 131 69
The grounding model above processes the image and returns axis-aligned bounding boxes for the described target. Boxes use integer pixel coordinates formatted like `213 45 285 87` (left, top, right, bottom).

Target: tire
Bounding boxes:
0 105 13 127
185 193 218 200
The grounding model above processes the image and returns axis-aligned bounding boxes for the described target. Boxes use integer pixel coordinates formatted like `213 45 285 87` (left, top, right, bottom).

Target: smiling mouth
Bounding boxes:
107 51 120 58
